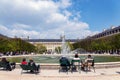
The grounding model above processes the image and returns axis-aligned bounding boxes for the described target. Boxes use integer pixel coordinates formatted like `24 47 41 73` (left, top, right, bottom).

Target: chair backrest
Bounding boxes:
71 59 81 66
0 61 8 67
60 60 68 66
20 65 31 70
60 58 70 66
0 62 3 67
20 64 39 71
86 59 94 66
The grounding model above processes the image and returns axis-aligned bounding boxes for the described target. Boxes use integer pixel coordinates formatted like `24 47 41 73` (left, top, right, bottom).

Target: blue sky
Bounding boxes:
72 0 120 31
0 0 120 39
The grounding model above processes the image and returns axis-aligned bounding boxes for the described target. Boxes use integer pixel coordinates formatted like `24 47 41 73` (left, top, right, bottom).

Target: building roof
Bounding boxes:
102 26 120 33
27 39 77 42
91 26 120 38
0 34 8 38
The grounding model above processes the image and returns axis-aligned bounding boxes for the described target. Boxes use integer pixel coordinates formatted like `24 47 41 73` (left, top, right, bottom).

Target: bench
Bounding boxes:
0 62 13 71
0 62 7 69
20 64 40 74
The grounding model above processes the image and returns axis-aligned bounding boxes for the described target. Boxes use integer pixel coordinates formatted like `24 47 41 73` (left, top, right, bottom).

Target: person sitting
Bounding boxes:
85 55 93 62
59 56 71 71
71 54 81 71
28 59 40 72
21 58 27 65
73 54 80 60
10 62 16 69
1 58 16 71
84 55 94 71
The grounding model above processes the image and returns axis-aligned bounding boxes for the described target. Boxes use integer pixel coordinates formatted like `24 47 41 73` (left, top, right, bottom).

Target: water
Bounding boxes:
7 55 120 63
70 48 87 54
7 34 120 63
61 34 71 57
60 34 87 56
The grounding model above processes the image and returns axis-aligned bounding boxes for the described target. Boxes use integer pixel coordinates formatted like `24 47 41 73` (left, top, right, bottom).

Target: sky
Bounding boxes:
0 0 120 39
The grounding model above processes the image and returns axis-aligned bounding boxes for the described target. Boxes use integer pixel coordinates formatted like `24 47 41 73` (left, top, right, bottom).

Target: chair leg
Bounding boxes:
85 66 88 73
39 68 40 73
78 66 81 73
59 67 61 73
21 70 23 75
71 65 73 73
66 68 68 74
93 67 95 72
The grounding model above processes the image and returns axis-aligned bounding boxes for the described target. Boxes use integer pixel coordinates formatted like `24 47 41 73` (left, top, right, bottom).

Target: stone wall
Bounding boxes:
16 62 120 70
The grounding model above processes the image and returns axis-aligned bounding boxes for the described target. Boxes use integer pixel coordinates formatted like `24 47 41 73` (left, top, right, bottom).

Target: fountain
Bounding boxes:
61 34 71 57
2 34 120 69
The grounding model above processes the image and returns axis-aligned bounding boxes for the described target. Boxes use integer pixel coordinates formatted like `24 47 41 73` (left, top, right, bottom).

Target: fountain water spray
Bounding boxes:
61 33 70 57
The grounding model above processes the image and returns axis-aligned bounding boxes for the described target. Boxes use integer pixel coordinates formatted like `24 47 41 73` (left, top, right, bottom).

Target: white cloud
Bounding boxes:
13 23 31 29
57 0 71 9
0 25 40 39
0 25 8 31
0 0 97 39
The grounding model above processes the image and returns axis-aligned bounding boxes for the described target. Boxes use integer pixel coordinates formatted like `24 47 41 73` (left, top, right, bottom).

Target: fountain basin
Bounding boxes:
3 54 120 63
14 61 120 69
1 54 120 69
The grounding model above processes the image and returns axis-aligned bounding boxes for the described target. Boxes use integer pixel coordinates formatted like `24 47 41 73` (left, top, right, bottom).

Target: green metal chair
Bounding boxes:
84 59 95 73
59 58 71 74
20 64 40 74
71 59 81 73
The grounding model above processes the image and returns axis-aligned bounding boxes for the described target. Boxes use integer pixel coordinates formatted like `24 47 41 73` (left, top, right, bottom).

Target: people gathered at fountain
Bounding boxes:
59 54 95 72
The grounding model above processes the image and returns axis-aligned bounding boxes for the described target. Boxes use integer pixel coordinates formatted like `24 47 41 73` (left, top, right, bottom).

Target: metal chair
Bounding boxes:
59 57 71 74
71 59 81 73
84 59 95 73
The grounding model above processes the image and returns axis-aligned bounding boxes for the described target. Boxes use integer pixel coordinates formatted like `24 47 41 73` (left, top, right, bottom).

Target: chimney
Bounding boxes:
103 29 106 31
111 25 115 29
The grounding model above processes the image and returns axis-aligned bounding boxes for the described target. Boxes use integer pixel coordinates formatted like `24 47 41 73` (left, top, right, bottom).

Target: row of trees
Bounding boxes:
0 37 36 53
73 33 120 52
35 44 47 54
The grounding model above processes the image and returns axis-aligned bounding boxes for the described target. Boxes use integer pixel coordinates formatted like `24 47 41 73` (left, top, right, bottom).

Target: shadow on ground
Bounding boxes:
116 71 120 74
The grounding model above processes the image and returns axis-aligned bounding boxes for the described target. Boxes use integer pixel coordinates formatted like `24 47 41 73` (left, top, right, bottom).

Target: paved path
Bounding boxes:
0 67 120 80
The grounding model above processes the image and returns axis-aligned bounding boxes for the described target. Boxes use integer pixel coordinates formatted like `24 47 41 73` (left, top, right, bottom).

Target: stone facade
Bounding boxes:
91 26 120 39
28 39 77 52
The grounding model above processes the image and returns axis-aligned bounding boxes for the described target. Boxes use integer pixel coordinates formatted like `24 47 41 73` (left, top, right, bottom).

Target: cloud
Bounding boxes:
57 0 71 9
13 23 31 29
0 0 97 39
0 25 40 38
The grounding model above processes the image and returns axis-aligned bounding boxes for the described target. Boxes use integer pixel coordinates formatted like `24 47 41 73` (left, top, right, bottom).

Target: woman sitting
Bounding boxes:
21 58 27 65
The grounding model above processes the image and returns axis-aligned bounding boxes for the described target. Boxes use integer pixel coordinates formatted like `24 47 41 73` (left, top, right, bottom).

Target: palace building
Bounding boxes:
24 26 120 52
27 38 77 52
91 26 120 39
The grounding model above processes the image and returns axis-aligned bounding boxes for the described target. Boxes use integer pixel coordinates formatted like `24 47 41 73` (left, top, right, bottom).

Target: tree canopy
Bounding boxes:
73 33 120 52
0 37 36 52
